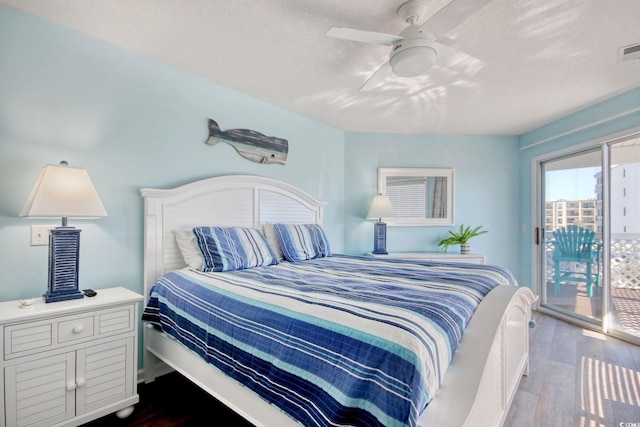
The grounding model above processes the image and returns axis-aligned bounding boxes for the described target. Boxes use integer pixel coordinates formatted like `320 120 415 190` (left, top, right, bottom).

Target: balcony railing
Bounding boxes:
544 234 640 289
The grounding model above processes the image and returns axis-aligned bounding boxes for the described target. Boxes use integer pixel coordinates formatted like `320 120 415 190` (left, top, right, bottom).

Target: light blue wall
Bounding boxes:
517 87 640 287
344 133 521 276
0 5 345 303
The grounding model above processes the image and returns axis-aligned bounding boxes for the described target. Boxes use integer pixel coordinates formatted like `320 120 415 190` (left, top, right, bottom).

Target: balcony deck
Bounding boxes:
545 283 640 332
544 237 640 339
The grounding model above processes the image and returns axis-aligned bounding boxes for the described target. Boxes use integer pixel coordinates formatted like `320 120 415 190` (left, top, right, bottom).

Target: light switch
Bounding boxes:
31 225 56 246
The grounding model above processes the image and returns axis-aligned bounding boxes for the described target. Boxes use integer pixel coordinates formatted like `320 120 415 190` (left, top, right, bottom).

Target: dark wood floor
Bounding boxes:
88 312 640 426
85 372 253 427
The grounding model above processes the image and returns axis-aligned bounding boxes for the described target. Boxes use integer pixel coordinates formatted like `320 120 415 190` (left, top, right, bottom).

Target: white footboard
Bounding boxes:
418 285 536 427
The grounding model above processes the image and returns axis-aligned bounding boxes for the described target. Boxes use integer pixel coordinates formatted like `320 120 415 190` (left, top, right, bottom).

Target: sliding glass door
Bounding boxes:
608 139 640 338
539 148 603 324
537 134 640 343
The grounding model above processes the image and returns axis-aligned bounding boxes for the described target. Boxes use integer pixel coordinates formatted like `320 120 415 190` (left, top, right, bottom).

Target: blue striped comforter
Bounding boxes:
142 255 517 427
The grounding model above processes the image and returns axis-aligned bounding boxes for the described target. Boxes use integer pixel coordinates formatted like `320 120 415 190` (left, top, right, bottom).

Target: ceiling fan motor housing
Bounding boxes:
390 38 437 77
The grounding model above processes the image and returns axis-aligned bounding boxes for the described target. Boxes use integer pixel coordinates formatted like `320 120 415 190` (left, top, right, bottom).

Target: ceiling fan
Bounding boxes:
326 0 492 91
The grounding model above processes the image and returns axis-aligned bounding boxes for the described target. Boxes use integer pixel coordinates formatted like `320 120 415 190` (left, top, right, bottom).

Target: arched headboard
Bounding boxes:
141 175 327 296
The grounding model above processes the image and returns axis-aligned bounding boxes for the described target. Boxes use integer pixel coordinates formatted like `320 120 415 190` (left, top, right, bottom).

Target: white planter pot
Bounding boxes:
460 244 470 254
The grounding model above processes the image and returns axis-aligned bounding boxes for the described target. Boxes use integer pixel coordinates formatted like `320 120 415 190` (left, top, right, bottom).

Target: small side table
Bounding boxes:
366 252 486 265
0 287 143 427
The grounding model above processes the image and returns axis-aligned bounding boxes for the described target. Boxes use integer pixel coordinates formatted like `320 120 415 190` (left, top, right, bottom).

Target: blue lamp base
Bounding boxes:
44 227 84 303
372 221 388 255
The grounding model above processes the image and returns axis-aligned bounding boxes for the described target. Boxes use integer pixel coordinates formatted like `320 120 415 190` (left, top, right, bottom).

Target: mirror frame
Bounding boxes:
378 167 455 226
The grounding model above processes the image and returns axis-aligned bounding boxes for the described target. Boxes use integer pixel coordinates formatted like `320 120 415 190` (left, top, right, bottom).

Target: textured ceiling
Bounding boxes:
2 0 639 135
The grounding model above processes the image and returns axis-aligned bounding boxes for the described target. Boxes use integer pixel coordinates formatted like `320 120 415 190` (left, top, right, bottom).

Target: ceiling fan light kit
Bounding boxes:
390 41 437 77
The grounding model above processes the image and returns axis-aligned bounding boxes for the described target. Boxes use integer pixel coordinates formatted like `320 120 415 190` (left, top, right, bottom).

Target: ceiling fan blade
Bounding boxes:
326 27 402 46
433 42 484 76
359 61 394 92
419 0 493 39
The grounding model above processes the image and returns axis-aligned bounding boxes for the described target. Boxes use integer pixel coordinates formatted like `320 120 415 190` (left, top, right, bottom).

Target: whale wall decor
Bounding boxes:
204 119 288 165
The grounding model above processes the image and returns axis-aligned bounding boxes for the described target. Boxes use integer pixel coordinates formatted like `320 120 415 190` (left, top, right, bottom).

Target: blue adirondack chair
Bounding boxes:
552 225 601 297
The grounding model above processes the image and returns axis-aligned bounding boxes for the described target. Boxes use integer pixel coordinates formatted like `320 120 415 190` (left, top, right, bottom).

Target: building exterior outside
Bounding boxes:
607 164 640 234
545 199 597 233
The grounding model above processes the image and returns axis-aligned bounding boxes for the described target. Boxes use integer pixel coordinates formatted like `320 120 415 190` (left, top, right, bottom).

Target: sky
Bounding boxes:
545 167 600 201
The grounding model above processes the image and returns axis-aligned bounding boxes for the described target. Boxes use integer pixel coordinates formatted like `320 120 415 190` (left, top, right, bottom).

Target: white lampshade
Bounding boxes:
367 194 395 220
19 163 108 220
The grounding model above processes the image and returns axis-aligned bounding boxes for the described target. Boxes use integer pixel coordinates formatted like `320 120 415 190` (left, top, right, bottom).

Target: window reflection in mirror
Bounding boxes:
378 168 454 226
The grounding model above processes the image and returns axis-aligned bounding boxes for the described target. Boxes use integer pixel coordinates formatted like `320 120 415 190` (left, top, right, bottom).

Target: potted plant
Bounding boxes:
437 224 488 254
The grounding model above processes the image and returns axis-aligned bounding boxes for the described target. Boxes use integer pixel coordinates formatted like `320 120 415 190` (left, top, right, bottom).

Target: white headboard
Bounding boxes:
141 175 327 297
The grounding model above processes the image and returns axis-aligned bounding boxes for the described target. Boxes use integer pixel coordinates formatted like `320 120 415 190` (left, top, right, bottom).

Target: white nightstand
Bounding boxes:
0 287 143 427
367 252 486 265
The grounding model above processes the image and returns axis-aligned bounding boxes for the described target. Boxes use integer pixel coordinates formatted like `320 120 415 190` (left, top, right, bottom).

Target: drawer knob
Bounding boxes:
72 325 84 334
76 378 86 388
66 382 77 391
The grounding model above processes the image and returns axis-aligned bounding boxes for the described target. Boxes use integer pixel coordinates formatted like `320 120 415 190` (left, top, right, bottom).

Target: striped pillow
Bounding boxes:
273 223 332 262
193 227 278 272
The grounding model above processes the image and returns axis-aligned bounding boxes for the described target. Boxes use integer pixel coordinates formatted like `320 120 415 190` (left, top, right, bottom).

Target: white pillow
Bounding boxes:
174 230 204 270
262 223 284 260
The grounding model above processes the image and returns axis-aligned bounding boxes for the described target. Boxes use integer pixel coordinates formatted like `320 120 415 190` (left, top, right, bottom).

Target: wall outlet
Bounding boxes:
31 225 56 246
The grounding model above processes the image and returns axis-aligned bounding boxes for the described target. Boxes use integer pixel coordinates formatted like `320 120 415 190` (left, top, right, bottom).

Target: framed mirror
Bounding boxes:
378 167 454 226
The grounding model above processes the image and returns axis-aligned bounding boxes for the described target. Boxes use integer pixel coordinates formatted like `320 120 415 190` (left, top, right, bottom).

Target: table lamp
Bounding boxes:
19 161 108 303
367 194 395 255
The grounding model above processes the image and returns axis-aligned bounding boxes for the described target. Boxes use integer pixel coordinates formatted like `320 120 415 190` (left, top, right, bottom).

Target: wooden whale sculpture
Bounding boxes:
204 119 288 165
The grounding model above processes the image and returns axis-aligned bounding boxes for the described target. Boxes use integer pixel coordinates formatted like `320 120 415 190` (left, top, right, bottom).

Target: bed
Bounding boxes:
140 175 536 427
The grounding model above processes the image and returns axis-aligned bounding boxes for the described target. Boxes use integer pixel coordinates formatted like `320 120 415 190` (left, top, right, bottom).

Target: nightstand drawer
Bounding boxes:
59 315 95 343
4 305 135 360
4 323 52 355
99 307 135 335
